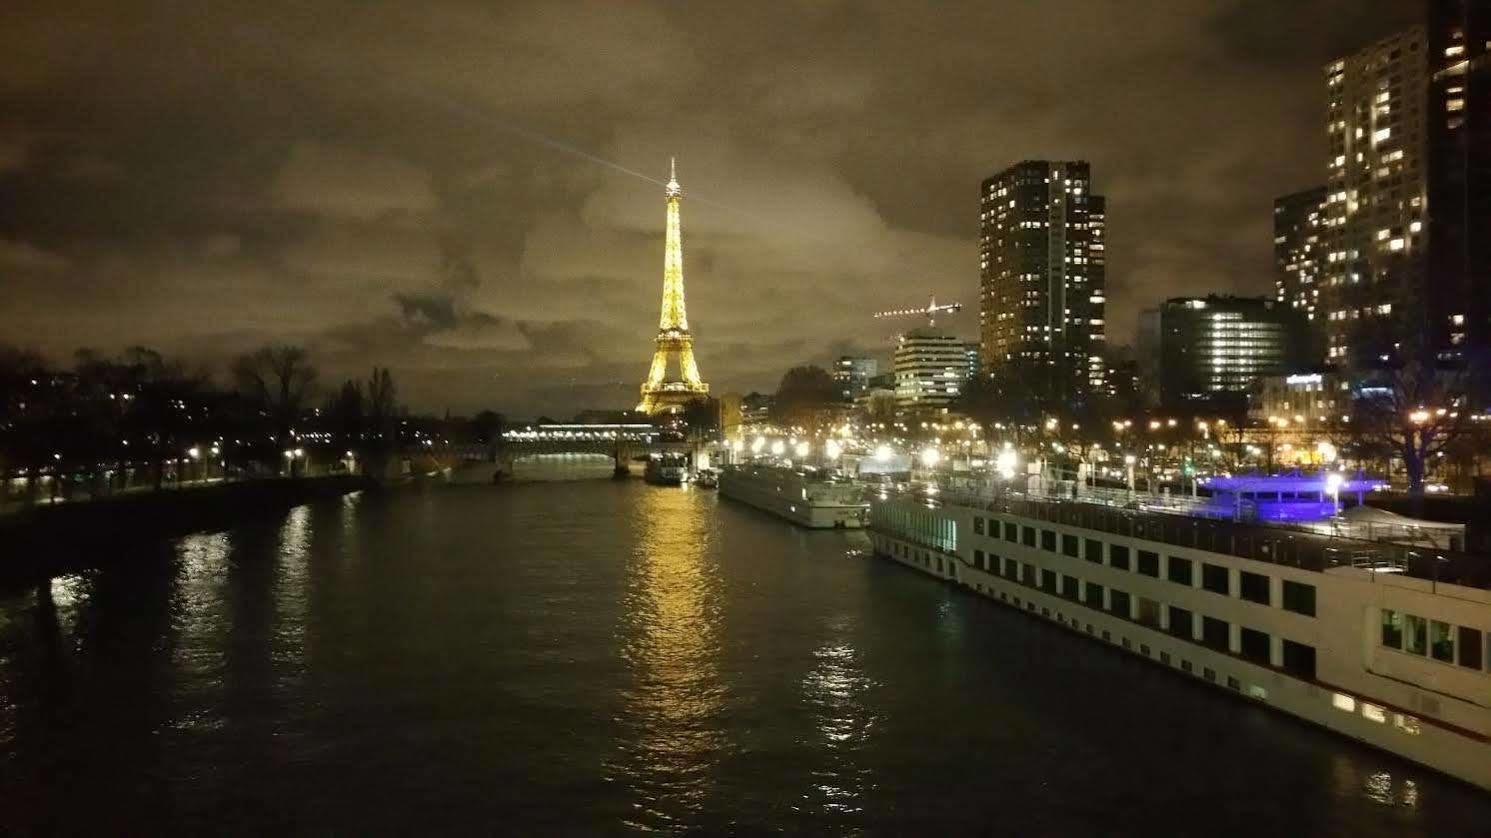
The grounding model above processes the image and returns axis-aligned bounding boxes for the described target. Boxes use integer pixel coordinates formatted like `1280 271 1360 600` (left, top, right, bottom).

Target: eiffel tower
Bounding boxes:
637 158 708 414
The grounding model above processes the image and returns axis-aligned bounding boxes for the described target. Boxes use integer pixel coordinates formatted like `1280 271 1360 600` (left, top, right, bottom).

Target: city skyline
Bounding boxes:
0 1 1423 415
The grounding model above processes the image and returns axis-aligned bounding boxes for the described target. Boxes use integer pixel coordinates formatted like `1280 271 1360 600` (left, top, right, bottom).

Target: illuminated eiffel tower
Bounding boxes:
637 158 708 414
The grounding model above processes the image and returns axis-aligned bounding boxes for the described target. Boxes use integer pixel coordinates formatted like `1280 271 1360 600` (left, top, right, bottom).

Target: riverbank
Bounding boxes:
0 474 372 587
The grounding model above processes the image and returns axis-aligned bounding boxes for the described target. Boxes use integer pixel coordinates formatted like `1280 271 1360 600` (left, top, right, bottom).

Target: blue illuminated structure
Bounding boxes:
1199 473 1387 522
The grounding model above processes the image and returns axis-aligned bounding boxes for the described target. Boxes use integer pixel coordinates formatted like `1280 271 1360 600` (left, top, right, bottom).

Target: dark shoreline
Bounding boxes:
0 475 373 589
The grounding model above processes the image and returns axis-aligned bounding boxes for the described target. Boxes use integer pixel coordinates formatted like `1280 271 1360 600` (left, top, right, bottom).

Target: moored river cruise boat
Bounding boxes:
719 464 868 529
869 474 1491 792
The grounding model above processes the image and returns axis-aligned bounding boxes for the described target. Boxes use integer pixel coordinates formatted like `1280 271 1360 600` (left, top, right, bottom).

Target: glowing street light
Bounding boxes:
794 441 811 459
1326 471 1344 513
995 448 1018 480
920 447 941 468
875 444 894 463
752 436 767 454
825 439 842 461
770 440 785 457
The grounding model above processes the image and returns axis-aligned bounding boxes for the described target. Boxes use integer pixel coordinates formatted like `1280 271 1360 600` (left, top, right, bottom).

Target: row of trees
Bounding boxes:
0 343 404 499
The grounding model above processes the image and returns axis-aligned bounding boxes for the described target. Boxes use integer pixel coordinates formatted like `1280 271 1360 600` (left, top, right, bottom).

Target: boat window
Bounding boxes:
1202 563 1229 595
1455 626 1482 670
1239 571 1271 606
1022 526 1036 547
1380 609 1403 649
1062 534 1079 558
1041 569 1058 593
1109 589 1131 619
1041 530 1057 552
1062 575 1080 601
1202 616 1229 651
1240 627 1271 666
1137 597 1161 628
1283 640 1316 680
1167 556 1193 586
1137 550 1159 578
1004 522 1019 542
1084 539 1103 564
1168 606 1193 640
1282 580 1316 617
1084 582 1104 608
1405 614 1428 655
973 516 984 535
1430 620 1455 663
1110 545 1131 571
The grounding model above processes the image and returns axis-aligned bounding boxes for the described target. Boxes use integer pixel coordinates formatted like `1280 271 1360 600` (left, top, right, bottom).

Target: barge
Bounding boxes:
869 475 1491 791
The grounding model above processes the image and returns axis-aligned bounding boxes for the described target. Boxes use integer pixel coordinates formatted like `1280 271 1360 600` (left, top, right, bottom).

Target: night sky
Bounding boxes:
0 1 1422 416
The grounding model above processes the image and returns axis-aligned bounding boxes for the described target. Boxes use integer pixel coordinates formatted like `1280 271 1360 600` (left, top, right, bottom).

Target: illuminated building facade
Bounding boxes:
638 159 709 414
894 328 971 410
978 160 1106 402
1250 370 1352 427
1427 0 1491 362
833 356 879 401
1321 27 1429 366
1274 186 1327 324
1154 296 1309 411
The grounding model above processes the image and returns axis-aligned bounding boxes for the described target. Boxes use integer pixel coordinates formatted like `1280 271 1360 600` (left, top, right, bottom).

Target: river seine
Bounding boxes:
3 480 1488 833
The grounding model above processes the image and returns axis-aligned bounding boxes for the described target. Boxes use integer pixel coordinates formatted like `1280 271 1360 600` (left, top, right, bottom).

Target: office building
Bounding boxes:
893 328 971 410
1152 296 1309 411
979 160 1106 402
1249 370 1353 427
832 356 879 401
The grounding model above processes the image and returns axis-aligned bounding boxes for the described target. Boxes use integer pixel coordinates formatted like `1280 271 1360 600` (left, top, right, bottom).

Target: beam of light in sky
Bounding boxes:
232 22 760 220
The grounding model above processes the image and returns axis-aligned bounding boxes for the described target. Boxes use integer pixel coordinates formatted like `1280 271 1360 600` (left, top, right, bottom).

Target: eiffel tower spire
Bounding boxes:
638 158 708 414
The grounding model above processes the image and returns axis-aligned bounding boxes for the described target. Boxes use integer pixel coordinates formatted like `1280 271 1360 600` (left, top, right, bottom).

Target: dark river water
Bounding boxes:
3 480 1489 834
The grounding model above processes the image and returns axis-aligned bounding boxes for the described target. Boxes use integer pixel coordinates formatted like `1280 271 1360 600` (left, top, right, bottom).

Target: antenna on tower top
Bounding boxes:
670 156 676 181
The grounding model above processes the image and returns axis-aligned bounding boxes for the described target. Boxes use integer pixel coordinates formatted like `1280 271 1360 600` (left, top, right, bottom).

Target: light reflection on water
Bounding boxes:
801 629 878 816
613 486 726 830
0 482 1487 833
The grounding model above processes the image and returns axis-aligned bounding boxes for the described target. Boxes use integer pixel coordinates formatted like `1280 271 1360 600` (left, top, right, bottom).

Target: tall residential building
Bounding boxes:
1321 27 1429 367
832 356 879 401
1153 296 1310 411
1273 186 1327 321
978 160 1106 402
1428 1 1491 361
893 328 971 410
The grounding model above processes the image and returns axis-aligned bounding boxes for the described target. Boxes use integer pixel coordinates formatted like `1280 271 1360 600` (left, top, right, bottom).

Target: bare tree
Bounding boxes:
232 346 317 456
1347 358 1475 496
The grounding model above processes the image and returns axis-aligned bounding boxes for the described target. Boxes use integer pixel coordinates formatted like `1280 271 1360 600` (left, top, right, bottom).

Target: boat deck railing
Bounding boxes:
899 481 1491 591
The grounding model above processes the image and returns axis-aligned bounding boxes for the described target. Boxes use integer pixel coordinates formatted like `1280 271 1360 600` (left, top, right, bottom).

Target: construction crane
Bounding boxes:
873 295 963 328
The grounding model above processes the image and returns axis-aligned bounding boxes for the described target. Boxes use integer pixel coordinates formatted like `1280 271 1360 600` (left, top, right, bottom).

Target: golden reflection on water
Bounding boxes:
1331 753 1424 812
801 626 878 817
616 486 725 828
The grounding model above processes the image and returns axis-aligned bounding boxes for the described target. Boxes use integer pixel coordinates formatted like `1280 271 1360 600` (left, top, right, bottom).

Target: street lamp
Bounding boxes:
1326 471 1344 514
920 447 941 468
996 448 1018 480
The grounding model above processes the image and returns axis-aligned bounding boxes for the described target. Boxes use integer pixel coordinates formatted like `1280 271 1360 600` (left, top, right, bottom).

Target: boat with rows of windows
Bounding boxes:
868 473 1491 792
719 464 868 528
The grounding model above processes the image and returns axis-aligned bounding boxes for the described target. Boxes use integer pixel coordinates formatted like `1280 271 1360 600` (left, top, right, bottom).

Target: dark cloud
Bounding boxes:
0 0 1424 414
